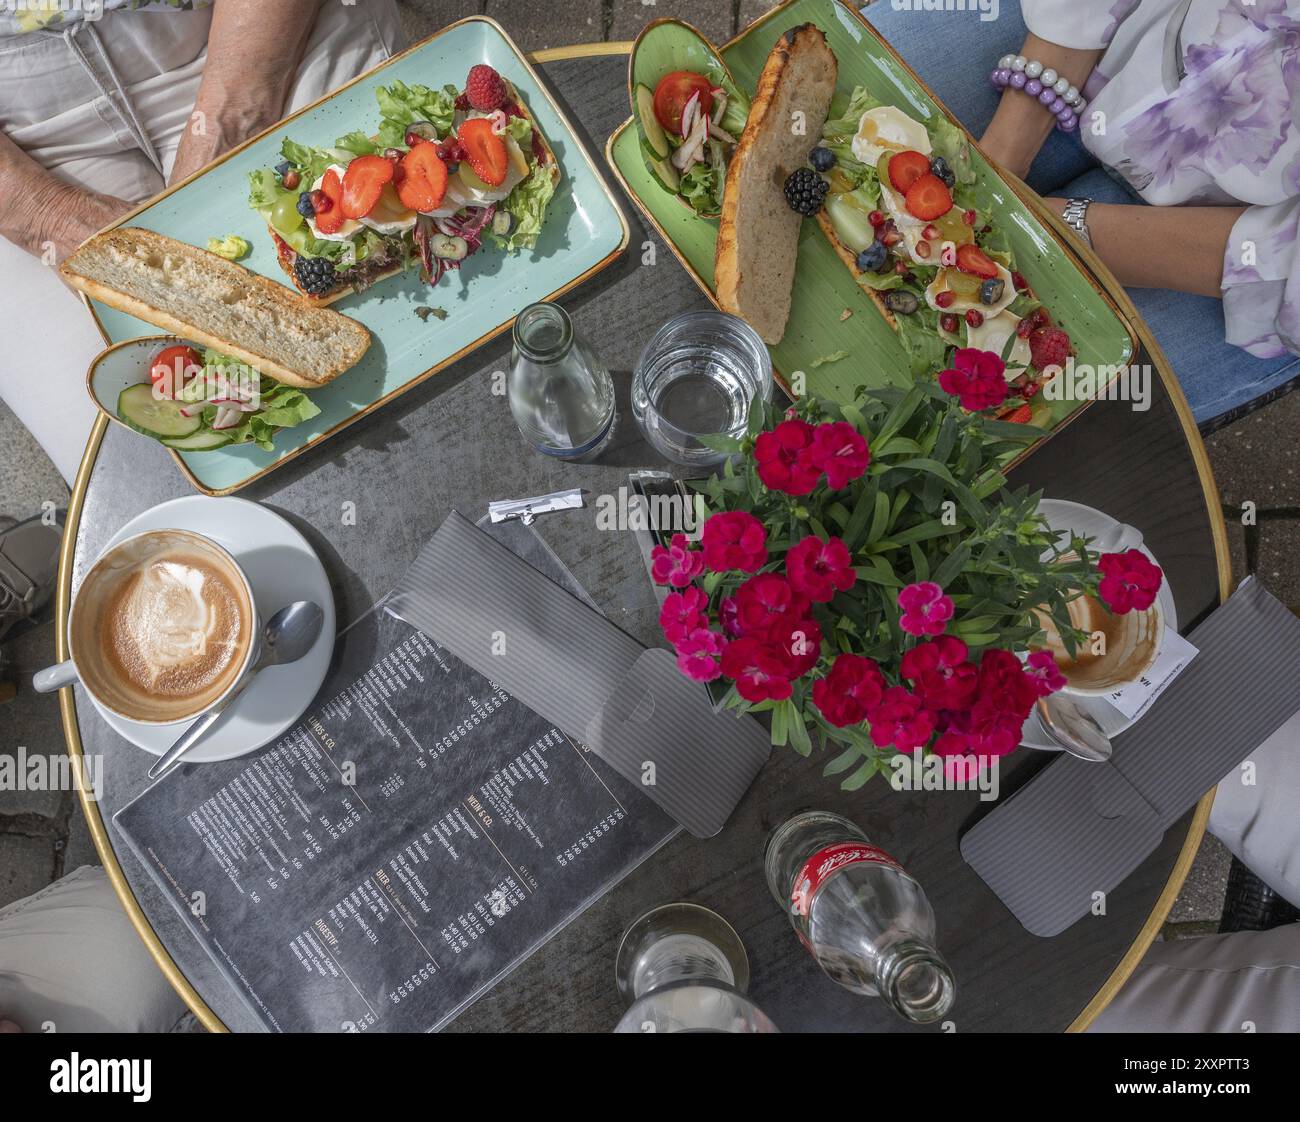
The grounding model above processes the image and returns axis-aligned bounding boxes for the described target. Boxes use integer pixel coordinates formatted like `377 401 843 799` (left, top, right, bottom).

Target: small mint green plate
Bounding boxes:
607 0 1135 431
86 17 628 496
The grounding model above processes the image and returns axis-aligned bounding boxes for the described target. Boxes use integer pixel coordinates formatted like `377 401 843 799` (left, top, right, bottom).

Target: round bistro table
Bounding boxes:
57 46 1229 1034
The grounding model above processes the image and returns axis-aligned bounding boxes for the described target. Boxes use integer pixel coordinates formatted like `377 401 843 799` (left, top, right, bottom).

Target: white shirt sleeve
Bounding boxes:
1021 0 1134 50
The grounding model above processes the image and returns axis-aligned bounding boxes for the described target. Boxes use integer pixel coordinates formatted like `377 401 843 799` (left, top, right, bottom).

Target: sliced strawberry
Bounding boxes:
396 142 449 213
888 150 931 194
457 117 509 187
904 174 953 221
341 156 395 220
955 243 999 279
314 168 345 234
1001 403 1033 424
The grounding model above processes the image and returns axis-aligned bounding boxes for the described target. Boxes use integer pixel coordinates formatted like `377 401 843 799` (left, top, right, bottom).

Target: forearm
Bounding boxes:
171 0 319 181
1045 197 1244 298
0 129 127 260
979 33 1101 180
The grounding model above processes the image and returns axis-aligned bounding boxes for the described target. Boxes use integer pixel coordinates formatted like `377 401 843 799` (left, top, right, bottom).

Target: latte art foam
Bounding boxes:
103 554 245 699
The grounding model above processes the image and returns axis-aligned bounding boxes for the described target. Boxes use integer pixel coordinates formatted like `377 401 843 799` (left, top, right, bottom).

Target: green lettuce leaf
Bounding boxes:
375 81 456 149
678 162 724 215
200 374 322 452
492 163 558 252
930 116 976 185
334 130 378 157
503 115 533 147
822 86 885 143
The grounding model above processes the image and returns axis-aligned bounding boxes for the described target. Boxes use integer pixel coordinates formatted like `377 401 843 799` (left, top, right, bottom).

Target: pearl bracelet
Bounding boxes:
989 53 1086 133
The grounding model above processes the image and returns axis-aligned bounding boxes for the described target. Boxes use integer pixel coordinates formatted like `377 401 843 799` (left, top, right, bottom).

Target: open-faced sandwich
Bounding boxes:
714 23 838 344
629 19 752 218
804 85 1070 422
249 63 561 303
61 228 370 451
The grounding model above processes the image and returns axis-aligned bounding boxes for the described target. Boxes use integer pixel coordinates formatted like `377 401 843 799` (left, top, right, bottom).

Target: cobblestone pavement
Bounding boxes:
1 0 1293 956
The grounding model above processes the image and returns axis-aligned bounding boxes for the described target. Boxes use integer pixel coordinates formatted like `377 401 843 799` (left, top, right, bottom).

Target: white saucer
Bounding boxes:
1020 499 1177 752
96 496 336 763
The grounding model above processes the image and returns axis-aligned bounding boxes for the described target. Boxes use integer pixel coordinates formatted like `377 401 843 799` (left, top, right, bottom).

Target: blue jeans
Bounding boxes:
861 0 1300 427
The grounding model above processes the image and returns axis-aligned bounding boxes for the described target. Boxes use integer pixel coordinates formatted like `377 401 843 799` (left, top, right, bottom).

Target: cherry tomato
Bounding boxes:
653 71 714 136
149 344 202 400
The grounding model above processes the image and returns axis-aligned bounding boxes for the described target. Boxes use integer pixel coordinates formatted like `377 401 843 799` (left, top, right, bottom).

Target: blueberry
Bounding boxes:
980 277 1006 305
930 155 956 189
883 290 920 315
295 192 316 218
810 146 836 172
856 242 888 273
275 160 293 178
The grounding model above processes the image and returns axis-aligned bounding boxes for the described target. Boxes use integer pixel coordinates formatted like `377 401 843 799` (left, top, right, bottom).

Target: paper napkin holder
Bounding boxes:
961 577 1300 936
387 511 770 838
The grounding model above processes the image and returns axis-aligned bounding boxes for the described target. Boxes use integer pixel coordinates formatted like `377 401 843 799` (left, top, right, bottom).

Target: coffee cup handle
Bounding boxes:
33 661 80 694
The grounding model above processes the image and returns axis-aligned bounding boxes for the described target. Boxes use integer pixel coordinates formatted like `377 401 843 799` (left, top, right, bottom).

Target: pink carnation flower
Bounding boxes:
701 511 768 573
897 581 955 637
809 421 870 489
650 533 704 588
938 348 1009 412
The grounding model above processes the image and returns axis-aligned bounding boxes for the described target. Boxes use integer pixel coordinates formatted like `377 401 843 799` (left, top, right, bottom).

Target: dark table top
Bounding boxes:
63 52 1225 1034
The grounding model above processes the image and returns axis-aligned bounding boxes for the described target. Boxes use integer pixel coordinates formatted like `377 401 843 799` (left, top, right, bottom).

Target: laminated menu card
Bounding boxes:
113 520 678 1032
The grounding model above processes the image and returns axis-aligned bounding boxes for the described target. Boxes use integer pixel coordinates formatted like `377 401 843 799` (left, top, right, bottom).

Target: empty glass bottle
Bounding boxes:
507 301 615 461
766 811 956 1024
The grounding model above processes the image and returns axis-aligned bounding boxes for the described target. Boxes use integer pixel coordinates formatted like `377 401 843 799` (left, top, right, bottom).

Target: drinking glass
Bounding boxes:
631 311 772 468
612 902 778 1033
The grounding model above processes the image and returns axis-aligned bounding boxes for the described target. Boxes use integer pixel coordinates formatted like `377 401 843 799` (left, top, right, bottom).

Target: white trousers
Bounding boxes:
0 0 404 485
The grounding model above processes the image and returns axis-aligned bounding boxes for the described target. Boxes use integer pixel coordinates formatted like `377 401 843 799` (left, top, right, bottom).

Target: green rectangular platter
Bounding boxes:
607 0 1135 429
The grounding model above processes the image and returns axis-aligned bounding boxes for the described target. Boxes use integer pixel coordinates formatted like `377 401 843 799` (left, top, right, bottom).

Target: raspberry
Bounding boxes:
1029 326 1070 370
466 64 507 111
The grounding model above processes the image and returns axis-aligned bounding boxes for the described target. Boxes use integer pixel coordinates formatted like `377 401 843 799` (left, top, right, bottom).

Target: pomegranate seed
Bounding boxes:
965 309 984 327
309 189 331 214
939 313 959 333
1011 271 1028 292
980 224 993 234
282 170 300 190
882 229 902 247
894 260 910 275
915 240 931 259
922 224 940 241
963 209 976 226
1022 380 1042 399
868 210 885 227
1016 318 1034 338
935 290 955 309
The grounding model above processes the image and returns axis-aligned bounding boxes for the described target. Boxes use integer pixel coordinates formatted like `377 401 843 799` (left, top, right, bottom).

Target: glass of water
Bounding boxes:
632 311 772 468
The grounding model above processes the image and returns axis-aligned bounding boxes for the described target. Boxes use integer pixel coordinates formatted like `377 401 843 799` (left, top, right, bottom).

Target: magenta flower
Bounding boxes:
659 586 710 646
734 573 809 636
897 581 955 636
938 348 1009 412
701 511 768 573
718 595 743 637
866 686 936 751
650 533 704 588
900 635 978 710
675 628 726 682
1097 549 1163 614
809 421 871 489
1024 650 1067 696
720 637 794 702
786 535 856 603
754 419 821 496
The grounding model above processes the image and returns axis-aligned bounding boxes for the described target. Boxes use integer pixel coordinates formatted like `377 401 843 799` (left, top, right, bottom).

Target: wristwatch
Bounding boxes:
1061 197 1094 249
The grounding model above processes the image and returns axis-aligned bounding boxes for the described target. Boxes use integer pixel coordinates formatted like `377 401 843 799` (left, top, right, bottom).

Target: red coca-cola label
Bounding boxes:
790 841 901 917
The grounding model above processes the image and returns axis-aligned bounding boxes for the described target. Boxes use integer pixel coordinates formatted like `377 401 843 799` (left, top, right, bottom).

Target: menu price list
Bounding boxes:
116 605 677 1032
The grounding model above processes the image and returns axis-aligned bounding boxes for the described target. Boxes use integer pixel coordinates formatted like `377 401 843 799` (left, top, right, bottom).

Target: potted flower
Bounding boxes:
652 349 1163 788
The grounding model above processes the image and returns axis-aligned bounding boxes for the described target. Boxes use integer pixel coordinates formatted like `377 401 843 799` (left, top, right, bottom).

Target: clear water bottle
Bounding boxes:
765 811 956 1024
612 903 778 1033
507 301 615 461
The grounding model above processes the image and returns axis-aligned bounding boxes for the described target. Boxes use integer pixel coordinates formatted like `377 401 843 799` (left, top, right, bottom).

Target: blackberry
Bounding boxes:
783 168 828 217
294 255 337 296
809 146 836 172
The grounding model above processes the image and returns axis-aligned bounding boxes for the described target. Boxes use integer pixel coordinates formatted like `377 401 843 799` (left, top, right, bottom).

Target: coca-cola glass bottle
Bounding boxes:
765 811 956 1024
612 903 779 1033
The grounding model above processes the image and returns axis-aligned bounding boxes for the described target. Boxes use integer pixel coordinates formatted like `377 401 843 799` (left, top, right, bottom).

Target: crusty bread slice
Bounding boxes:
814 210 898 330
715 24 837 345
61 228 371 389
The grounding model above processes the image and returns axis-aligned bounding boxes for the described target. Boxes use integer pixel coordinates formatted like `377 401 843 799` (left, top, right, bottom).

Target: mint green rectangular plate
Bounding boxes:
607 0 1134 432
87 17 628 496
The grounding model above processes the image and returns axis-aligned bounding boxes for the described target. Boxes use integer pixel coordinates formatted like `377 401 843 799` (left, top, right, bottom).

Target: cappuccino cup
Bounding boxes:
1034 590 1162 696
35 528 258 725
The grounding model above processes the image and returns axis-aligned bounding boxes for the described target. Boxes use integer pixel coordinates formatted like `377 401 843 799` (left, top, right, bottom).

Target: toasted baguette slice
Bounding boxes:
278 79 563 303
61 228 371 389
715 24 837 345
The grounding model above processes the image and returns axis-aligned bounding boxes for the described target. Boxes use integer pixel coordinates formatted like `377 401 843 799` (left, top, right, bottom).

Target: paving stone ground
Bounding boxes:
0 0 1292 963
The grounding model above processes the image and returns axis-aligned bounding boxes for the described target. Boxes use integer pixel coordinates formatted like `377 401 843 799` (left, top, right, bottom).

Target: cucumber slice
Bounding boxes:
116 384 201 440
649 155 680 193
162 429 235 451
636 84 670 160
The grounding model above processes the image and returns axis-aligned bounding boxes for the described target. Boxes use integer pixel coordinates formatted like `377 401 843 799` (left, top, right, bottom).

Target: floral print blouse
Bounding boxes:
0 1 209 37
1024 0 1300 360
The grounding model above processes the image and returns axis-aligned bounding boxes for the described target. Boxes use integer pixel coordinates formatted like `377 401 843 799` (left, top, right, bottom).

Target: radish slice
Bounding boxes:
708 122 737 144
711 91 727 126
680 91 700 139
212 405 242 430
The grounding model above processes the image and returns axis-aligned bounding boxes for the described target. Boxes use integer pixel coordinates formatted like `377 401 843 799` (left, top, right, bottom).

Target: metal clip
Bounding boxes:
487 487 585 526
